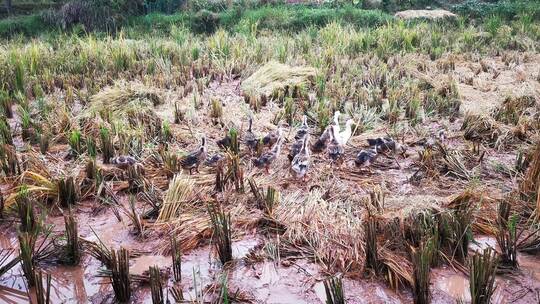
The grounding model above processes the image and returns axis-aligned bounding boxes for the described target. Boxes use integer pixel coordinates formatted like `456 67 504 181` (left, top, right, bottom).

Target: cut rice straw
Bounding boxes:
158 173 195 222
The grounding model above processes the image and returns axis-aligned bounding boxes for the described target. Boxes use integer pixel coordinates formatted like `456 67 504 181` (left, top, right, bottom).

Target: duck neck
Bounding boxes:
274 138 283 155
301 136 309 155
340 123 352 144
329 125 336 142
200 138 207 153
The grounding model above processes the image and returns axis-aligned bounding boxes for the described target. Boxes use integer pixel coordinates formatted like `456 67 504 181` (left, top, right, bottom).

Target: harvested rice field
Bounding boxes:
1 1 540 303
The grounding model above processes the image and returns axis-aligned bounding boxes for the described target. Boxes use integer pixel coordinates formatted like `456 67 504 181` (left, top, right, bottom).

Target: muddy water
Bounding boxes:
4 217 540 304
1 227 410 304
314 279 405 304
0 234 253 303
432 268 471 303
430 235 540 304
469 235 498 252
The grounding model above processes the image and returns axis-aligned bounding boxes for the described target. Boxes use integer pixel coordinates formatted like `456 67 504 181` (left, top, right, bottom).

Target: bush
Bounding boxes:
453 0 540 20
0 15 51 38
190 9 221 33
225 5 391 32
143 5 391 34
145 0 187 14
41 0 146 32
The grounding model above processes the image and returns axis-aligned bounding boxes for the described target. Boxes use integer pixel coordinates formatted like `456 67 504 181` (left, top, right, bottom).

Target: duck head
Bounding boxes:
200 137 207 152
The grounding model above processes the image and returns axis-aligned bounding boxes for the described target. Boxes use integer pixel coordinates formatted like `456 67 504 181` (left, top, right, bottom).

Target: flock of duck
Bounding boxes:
164 111 406 180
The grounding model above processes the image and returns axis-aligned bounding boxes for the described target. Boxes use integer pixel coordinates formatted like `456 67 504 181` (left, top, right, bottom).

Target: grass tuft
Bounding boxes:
62 212 80 265
469 247 498 304
57 176 79 208
0 143 20 176
365 217 381 275
324 275 345 304
110 247 131 303
34 269 52 304
496 200 518 270
411 238 433 304
149 265 164 304
99 127 115 164
18 232 37 287
171 235 182 282
208 203 233 265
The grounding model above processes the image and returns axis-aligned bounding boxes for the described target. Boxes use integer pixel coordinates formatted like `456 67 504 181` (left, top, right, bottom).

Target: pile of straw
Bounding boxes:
521 141 540 212
274 189 364 271
79 81 163 137
241 61 318 98
461 113 500 143
158 173 196 222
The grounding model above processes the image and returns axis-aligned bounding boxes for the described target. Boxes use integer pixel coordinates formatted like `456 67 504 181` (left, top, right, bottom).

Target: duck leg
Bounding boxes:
392 156 401 169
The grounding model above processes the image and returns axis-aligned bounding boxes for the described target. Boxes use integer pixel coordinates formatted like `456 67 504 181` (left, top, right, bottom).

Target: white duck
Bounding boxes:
332 111 341 133
337 119 354 146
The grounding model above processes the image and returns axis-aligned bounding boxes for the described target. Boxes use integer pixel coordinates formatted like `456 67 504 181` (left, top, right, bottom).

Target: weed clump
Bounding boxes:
171 236 182 282
496 201 518 270
149 265 164 304
99 127 115 164
365 217 381 275
411 239 433 304
18 232 37 287
34 270 52 304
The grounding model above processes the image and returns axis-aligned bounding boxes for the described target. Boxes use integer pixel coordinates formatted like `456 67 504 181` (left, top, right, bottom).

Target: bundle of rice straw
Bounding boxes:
241 61 318 98
461 113 500 143
521 141 540 207
78 81 163 138
158 174 195 222
274 189 364 271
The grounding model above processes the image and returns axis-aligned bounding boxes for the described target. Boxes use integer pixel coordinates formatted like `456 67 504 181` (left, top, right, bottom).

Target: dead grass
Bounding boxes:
158 173 196 222
78 81 163 138
274 189 364 272
241 61 318 99
521 141 540 207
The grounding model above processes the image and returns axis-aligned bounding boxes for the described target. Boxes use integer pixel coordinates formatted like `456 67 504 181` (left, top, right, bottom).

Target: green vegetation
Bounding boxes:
2 0 539 39
453 0 540 20
0 14 51 38
0 0 539 302
0 14 537 99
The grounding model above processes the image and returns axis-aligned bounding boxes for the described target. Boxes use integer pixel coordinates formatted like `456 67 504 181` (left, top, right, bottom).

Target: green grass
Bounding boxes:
453 0 540 20
126 5 392 35
0 17 537 95
0 14 52 38
2 1 540 39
